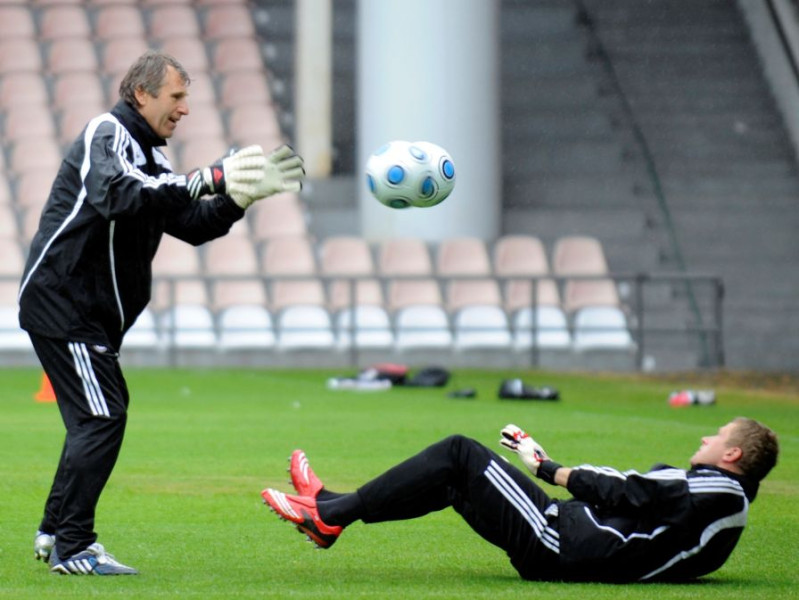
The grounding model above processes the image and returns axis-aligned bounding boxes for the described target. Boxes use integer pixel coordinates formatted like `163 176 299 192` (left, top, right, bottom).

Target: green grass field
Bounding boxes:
0 367 796 599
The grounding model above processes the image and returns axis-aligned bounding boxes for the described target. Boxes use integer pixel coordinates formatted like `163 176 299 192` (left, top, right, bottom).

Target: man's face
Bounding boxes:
135 65 189 139
690 421 740 468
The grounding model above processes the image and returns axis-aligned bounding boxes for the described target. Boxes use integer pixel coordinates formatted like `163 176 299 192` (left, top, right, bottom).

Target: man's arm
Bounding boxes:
553 466 572 487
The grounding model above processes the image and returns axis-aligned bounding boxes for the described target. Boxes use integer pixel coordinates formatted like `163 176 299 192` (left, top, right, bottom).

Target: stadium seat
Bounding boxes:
159 37 210 73
553 235 620 313
3 105 56 143
0 305 33 351
512 305 572 351
22 205 46 244
319 236 383 313
219 71 272 109
46 39 98 75
212 38 264 73
101 38 151 75
152 235 201 276
328 279 384 314
52 72 107 111
58 101 106 145
11 138 63 174
493 234 561 314
203 5 256 40
204 235 259 276
0 73 48 110
251 194 308 241
445 279 503 313
0 238 25 275
180 70 216 105
271 279 326 313
95 5 146 40
228 104 283 148
171 103 225 143
572 306 636 352
0 6 35 38
386 278 442 313
436 237 492 276
123 308 161 350
394 304 452 350
452 305 512 350
179 135 229 174
159 303 217 348
0 176 10 206
260 235 316 276
148 5 201 40
15 172 53 212
0 39 42 74
211 279 267 311
39 5 91 40
335 305 394 350
262 237 324 314
0 205 20 239
218 304 275 350
378 237 433 276
275 305 335 350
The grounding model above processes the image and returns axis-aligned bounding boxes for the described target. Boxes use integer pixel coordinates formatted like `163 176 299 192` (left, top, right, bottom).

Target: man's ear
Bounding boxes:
133 86 148 108
724 446 743 465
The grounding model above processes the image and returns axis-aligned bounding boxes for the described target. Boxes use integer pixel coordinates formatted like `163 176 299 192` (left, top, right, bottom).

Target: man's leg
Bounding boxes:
30 335 130 561
319 434 561 577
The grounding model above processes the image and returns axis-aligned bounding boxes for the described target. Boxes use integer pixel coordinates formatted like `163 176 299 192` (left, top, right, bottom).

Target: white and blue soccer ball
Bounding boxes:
365 140 456 209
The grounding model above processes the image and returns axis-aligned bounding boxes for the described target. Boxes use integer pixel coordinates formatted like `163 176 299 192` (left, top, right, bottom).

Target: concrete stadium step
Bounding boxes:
504 174 648 208
502 2 577 36
502 112 615 141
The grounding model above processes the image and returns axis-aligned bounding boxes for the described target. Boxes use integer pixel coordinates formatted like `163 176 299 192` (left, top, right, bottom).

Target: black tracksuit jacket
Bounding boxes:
556 462 758 581
19 100 244 351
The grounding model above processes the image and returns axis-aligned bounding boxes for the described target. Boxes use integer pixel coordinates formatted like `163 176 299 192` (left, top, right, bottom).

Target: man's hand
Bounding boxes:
186 145 267 202
234 144 305 209
499 424 549 476
499 424 562 484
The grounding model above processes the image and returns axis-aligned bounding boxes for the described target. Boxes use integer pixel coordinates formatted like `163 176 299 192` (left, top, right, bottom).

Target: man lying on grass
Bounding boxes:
262 417 778 582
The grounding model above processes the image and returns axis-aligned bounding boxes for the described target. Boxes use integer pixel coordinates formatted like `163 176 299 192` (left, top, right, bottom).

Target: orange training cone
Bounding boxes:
34 373 56 403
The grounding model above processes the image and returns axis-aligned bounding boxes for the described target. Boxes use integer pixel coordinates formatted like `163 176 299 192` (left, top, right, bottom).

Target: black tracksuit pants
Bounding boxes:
319 435 563 580
29 333 129 560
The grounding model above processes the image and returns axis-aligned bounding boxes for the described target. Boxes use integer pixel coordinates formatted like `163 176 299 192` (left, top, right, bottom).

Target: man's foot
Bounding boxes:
34 530 55 562
289 449 324 498
50 543 139 575
261 488 342 549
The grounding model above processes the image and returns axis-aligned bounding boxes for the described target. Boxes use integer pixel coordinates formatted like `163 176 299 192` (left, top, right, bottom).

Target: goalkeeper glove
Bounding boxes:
499 424 561 485
186 145 267 204
231 144 305 209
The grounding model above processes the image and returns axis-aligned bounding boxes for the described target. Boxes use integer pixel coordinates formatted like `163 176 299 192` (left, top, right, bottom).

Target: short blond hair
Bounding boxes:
728 417 779 482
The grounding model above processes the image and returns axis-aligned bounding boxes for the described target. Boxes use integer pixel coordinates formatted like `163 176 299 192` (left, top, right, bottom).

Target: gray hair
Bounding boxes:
119 50 190 106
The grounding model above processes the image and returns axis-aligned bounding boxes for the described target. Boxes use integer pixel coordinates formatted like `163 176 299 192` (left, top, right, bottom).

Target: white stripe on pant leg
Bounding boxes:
76 343 109 417
68 342 109 417
485 460 560 553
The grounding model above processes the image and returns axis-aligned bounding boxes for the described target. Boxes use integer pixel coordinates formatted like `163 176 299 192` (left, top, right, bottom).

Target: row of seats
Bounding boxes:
0 232 635 353
0 286 635 354
148 233 623 315
0 234 624 315
119 302 636 354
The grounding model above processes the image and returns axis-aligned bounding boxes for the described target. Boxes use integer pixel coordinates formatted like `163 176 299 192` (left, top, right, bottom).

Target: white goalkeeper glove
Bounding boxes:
499 424 561 484
186 145 267 205
233 144 305 209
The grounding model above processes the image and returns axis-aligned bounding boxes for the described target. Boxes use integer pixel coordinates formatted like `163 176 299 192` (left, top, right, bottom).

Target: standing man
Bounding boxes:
20 50 304 575
263 417 778 582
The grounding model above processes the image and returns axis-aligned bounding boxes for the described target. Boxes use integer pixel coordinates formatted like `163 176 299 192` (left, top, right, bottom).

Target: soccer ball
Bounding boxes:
365 140 456 209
